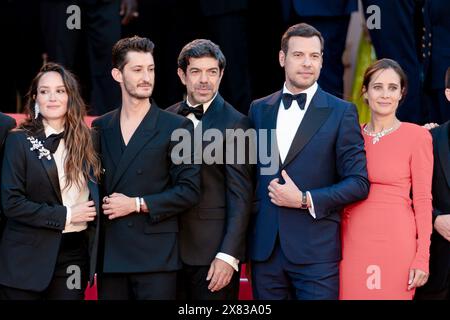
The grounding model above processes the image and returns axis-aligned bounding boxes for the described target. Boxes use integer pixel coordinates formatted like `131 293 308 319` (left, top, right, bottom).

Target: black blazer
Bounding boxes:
0 129 101 292
92 103 201 273
167 94 253 265
0 113 16 219
419 122 450 292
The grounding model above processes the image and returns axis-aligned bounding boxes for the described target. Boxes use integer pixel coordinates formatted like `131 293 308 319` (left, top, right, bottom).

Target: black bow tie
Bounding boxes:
282 93 307 110
44 131 65 154
178 102 204 120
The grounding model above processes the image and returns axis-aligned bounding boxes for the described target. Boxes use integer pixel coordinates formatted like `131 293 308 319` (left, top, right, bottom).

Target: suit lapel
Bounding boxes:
437 122 450 189
200 94 225 134
40 157 63 204
261 91 282 167
281 88 332 170
103 109 122 168
110 104 160 190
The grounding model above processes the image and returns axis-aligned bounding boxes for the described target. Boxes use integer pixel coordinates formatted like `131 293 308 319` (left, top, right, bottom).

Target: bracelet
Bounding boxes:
135 197 140 213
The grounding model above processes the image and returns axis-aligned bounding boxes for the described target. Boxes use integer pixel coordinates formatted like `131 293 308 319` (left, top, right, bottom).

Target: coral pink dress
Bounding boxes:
339 123 433 300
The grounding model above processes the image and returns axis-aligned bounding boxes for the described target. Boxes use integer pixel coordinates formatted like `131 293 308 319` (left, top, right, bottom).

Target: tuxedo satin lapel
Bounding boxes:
281 88 332 170
110 105 160 190
103 109 122 168
199 94 226 149
40 157 63 204
200 94 225 133
437 122 450 189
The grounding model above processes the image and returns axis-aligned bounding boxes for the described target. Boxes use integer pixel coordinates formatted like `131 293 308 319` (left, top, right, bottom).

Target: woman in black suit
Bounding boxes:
0 63 101 300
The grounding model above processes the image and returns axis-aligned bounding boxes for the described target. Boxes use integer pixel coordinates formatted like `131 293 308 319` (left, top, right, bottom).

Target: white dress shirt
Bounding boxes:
185 92 217 128
276 82 318 218
184 93 239 272
43 121 89 233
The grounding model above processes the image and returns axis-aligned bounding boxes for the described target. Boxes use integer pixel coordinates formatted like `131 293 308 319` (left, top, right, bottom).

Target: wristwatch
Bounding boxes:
300 192 308 209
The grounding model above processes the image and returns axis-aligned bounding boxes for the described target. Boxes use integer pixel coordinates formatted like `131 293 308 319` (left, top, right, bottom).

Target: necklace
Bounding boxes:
363 121 400 144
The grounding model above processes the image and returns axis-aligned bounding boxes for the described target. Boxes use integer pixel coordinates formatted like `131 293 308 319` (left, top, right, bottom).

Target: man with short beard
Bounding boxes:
92 36 201 300
248 23 369 300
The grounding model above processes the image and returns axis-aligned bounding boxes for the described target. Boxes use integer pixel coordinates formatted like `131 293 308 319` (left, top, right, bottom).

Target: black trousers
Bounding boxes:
0 231 89 300
97 271 177 300
414 287 450 300
177 264 241 300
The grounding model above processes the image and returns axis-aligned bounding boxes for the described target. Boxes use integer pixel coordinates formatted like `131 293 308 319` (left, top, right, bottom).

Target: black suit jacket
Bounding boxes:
92 104 201 273
167 94 253 265
0 129 101 292
0 113 16 219
419 122 450 292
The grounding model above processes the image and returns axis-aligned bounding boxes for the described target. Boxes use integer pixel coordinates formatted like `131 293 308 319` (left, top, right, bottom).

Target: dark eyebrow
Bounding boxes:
291 50 321 55
38 85 66 88
372 82 399 86
130 64 155 68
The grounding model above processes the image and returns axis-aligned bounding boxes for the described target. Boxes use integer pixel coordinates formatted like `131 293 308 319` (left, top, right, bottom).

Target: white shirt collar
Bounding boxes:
186 91 218 113
43 120 64 138
281 82 318 111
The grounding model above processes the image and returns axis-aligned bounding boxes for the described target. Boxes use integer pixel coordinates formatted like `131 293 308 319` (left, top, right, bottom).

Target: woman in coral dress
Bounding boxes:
339 59 433 300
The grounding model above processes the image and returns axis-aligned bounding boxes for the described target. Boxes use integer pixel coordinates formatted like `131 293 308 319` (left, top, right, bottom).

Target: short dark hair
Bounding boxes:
361 58 408 104
446 67 450 89
281 23 324 54
177 39 226 73
112 36 155 70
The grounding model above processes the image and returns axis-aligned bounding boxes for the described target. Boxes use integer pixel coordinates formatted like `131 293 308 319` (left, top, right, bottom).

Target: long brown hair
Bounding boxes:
21 63 101 189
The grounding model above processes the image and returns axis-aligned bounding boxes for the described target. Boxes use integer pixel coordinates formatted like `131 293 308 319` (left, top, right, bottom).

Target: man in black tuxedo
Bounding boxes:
0 113 16 227
92 36 201 300
167 39 253 300
415 67 450 300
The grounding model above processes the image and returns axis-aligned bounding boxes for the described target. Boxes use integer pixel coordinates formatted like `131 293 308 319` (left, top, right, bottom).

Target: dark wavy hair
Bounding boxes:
177 39 226 73
112 35 155 71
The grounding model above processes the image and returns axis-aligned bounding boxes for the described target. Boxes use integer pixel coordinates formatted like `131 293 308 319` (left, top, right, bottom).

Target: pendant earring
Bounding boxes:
34 102 40 119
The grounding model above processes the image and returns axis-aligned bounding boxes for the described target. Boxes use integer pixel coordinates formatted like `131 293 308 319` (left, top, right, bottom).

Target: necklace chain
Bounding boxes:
363 121 400 144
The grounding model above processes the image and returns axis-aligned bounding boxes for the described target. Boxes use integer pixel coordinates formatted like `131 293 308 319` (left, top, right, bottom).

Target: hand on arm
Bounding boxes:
70 200 96 223
102 193 136 220
268 170 311 209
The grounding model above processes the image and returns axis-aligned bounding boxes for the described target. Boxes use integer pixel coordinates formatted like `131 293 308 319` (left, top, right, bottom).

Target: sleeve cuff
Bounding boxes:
216 252 239 272
306 191 316 219
65 206 72 226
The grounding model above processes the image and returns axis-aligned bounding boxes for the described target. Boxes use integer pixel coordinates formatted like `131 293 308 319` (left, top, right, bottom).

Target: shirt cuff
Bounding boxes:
65 206 72 226
306 191 316 219
216 252 239 272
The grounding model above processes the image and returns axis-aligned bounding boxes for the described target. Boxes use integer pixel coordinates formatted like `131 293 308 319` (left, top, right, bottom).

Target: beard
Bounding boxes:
123 78 153 99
